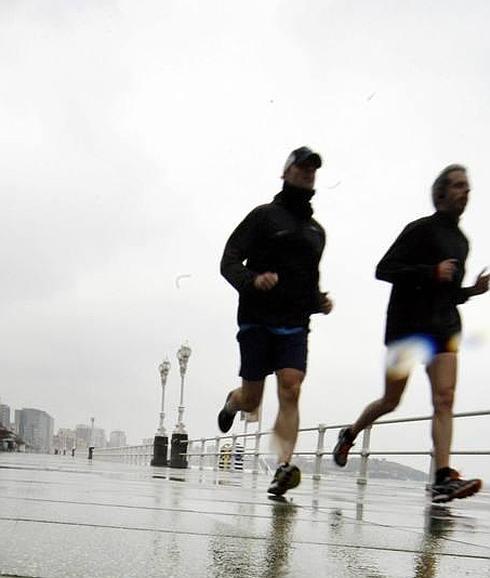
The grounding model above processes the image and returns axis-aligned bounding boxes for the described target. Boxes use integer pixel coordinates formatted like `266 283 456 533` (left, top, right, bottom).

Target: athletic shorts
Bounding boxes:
386 332 460 360
237 325 308 381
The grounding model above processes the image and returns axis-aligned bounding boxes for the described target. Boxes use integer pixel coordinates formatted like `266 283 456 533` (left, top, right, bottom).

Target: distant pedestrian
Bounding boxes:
218 146 333 496
333 165 488 503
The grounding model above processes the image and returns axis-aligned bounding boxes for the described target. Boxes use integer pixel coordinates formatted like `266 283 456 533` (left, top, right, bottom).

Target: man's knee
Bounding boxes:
277 370 304 404
433 390 455 414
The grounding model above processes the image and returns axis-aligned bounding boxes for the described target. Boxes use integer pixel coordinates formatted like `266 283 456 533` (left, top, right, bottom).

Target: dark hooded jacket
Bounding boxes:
377 211 471 343
220 182 326 327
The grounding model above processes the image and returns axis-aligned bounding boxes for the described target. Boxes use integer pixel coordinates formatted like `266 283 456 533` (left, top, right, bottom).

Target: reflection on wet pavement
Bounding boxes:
0 454 489 578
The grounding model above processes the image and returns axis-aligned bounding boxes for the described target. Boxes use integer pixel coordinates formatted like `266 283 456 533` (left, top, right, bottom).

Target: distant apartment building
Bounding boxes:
0 403 11 429
108 430 127 447
16 408 54 453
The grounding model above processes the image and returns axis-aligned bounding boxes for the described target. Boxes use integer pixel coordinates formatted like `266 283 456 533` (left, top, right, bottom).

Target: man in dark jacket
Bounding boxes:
218 146 333 496
333 164 489 503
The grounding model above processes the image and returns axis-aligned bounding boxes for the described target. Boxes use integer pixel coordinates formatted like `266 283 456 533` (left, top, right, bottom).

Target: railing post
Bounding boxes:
313 423 327 481
426 448 435 492
231 434 237 470
199 438 205 471
252 430 261 474
357 425 372 485
213 436 220 471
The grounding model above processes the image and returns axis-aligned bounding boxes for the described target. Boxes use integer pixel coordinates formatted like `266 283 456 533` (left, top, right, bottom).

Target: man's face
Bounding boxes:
284 160 317 190
443 170 470 215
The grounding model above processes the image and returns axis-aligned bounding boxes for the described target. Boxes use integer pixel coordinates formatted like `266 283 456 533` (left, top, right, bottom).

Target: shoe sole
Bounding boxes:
217 408 235 433
432 479 482 503
333 428 352 467
267 468 301 496
333 451 348 467
217 392 235 433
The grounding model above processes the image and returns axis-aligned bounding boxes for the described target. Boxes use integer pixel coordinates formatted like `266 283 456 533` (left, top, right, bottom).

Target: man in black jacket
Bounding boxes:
333 164 489 503
218 146 333 496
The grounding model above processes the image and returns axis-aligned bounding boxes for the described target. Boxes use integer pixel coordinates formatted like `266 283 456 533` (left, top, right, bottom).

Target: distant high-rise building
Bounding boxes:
17 408 54 453
108 430 127 447
75 424 91 449
14 409 22 434
53 428 76 452
92 428 106 448
75 423 106 448
0 403 11 429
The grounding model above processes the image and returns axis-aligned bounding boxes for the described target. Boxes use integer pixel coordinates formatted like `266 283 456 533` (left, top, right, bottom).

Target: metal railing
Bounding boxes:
92 443 153 465
92 410 490 485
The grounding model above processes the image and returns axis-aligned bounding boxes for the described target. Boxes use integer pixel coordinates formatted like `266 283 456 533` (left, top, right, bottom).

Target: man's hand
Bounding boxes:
468 268 489 296
436 259 458 282
254 272 279 291
320 292 334 315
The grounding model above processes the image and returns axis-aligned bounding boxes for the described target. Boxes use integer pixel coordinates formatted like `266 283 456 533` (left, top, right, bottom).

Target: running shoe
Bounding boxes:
333 427 355 467
431 469 482 503
267 464 301 496
217 392 237 433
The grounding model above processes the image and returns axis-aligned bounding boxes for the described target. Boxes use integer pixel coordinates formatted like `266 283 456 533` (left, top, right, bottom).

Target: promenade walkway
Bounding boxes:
0 454 489 577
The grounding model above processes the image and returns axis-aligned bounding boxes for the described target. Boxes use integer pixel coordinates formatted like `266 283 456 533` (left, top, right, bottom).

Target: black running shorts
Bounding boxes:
237 325 308 381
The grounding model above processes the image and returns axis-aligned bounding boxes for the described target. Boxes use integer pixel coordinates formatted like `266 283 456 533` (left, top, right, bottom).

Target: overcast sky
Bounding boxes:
1 1 489 476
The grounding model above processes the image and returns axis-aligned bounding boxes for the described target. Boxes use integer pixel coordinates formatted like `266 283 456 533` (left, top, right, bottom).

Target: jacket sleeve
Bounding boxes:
375 223 435 285
454 287 471 304
311 291 327 314
220 207 265 293
312 229 327 313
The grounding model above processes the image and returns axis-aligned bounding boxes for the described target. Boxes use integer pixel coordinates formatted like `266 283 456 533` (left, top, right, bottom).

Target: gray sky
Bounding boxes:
1 1 489 476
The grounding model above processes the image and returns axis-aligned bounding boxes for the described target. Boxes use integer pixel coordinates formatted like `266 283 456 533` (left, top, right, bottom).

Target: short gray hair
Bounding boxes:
431 164 467 209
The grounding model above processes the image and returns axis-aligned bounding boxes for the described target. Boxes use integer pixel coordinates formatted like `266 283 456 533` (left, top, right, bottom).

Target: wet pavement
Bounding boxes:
0 454 489 578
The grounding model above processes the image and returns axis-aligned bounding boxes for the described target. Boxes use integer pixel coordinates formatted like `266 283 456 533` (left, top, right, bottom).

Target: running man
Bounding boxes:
218 146 333 496
333 164 489 503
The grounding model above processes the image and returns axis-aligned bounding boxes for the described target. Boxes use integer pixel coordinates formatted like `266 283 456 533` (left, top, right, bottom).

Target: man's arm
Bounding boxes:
456 268 489 303
375 223 435 285
220 207 265 293
316 291 333 315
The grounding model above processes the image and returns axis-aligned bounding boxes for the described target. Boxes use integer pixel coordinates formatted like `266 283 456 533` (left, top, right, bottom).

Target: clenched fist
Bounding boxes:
436 259 458 282
254 272 279 291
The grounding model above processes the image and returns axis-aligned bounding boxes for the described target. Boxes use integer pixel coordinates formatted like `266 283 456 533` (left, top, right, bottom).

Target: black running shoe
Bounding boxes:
267 464 301 496
217 392 237 433
333 427 354 467
432 469 482 503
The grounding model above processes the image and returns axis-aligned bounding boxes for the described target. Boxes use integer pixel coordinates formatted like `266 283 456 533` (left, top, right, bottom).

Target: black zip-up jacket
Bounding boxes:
377 211 471 343
220 183 326 327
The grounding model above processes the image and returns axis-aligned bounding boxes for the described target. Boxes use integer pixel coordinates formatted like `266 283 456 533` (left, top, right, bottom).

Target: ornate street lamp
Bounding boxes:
175 343 191 434
157 359 171 436
151 358 171 467
170 342 191 468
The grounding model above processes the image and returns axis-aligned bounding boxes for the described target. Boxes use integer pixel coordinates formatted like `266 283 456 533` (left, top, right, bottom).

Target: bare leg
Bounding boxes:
273 368 305 464
426 353 457 470
350 373 409 438
228 379 265 413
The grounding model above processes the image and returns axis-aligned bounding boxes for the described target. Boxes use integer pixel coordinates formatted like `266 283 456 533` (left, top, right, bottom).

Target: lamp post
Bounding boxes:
88 417 95 460
170 343 191 468
175 343 191 434
151 358 170 467
158 359 170 435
